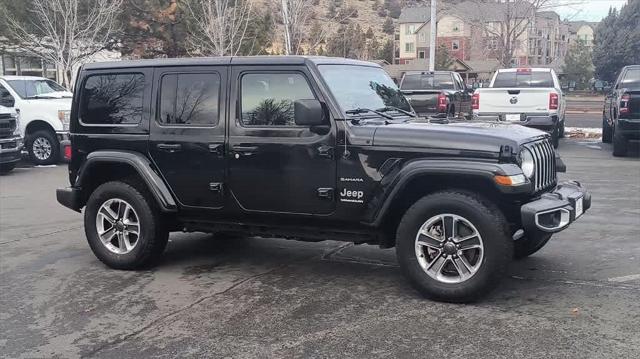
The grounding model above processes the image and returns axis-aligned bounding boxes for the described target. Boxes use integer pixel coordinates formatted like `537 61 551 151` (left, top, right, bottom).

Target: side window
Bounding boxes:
159 73 220 126
240 73 315 127
80 73 145 125
0 84 15 107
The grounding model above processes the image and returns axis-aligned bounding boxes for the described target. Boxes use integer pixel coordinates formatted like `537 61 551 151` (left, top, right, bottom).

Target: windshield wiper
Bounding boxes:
345 107 394 120
376 106 416 117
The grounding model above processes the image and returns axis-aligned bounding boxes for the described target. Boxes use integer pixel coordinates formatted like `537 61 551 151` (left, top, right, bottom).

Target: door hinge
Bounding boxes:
317 188 334 200
209 182 223 193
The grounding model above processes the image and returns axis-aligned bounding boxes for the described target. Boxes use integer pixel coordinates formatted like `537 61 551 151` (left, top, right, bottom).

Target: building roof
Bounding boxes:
82 56 381 70
398 6 432 24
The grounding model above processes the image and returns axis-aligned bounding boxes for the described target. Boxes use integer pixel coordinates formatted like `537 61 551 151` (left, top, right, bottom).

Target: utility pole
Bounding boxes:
282 0 292 55
429 0 436 71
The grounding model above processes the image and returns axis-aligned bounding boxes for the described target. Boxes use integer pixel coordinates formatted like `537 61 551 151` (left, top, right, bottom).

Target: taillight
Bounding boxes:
437 93 448 112
549 93 559 110
63 143 72 160
620 93 630 115
472 93 480 110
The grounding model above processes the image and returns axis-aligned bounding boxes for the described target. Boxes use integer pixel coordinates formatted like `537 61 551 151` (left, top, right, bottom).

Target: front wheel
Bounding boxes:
395 191 512 303
28 130 59 165
84 181 169 269
0 162 17 175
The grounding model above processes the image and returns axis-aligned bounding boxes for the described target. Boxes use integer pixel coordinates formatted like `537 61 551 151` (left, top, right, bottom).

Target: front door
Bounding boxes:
227 67 336 215
149 67 227 209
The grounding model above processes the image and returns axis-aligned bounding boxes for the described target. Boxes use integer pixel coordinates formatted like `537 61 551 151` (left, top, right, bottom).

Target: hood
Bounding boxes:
25 97 72 109
372 120 548 153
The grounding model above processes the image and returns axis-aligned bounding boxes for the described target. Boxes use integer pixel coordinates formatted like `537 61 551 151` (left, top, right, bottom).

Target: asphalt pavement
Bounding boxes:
1 139 640 358
565 113 601 129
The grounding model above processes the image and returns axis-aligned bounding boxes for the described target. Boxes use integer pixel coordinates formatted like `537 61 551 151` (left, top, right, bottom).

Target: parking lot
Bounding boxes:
1 138 639 358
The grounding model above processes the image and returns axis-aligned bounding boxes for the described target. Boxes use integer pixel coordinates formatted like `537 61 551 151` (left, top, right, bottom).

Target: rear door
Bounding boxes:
227 66 337 215
149 66 227 209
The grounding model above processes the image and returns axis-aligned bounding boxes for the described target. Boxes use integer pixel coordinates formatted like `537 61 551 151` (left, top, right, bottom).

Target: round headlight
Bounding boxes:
520 148 535 178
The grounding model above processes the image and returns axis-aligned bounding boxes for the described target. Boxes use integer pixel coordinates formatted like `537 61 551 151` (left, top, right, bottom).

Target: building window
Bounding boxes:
405 42 415 53
453 23 460 32
452 40 460 51
405 25 416 35
419 32 426 41
418 51 425 59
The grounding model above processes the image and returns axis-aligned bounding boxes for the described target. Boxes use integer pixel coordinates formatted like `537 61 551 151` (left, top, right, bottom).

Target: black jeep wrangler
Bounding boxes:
57 56 590 302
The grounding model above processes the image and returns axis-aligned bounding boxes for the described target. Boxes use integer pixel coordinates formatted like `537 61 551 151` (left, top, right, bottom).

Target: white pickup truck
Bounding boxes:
472 68 566 148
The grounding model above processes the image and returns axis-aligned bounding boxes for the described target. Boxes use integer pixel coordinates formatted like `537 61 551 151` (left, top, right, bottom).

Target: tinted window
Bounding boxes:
240 73 314 127
401 73 455 90
159 73 220 126
80 73 145 125
492 71 554 88
621 68 640 87
6 79 67 98
0 85 14 107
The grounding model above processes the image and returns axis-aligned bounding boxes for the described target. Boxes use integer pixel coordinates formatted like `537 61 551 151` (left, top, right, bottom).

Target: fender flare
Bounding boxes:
76 150 177 212
370 159 528 226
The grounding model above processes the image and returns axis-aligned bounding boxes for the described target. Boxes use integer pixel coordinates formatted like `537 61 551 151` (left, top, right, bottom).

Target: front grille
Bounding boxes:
0 118 17 137
526 139 556 192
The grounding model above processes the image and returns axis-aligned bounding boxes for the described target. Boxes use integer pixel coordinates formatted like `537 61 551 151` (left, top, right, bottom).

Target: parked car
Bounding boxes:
399 71 473 118
56 56 590 303
602 65 640 156
0 76 71 165
0 105 23 174
472 68 566 148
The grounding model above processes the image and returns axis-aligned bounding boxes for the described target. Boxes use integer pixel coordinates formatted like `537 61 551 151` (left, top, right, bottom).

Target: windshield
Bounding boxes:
621 68 640 87
6 79 68 99
318 65 412 114
492 71 554 88
400 73 455 90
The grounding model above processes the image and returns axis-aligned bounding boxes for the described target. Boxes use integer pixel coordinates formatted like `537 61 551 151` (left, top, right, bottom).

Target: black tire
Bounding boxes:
28 130 59 165
84 181 169 269
0 162 17 174
513 233 552 259
602 116 612 143
612 126 628 157
558 119 565 138
395 191 512 303
550 125 559 149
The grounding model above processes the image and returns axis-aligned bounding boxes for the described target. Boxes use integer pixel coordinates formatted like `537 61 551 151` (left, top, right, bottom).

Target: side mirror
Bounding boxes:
294 99 325 126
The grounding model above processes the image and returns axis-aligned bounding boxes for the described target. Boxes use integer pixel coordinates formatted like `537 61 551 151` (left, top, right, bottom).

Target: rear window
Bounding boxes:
80 73 145 125
401 73 455 90
621 68 640 87
492 71 554 88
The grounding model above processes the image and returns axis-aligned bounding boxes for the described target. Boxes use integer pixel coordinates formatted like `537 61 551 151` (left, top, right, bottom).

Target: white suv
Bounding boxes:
0 76 72 164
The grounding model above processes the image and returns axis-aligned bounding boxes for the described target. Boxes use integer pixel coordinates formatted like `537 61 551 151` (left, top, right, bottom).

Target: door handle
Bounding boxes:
232 146 258 156
208 143 224 156
157 143 182 152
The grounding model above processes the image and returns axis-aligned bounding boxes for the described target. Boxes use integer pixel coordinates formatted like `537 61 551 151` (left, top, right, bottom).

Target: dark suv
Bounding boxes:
57 56 590 302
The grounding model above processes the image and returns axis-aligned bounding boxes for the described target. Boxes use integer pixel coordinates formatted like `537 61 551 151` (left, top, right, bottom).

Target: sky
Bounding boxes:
550 0 628 21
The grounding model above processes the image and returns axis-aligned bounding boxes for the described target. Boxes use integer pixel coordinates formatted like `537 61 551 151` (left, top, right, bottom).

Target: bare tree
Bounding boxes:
4 0 123 88
184 0 253 56
458 0 552 67
278 0 356 55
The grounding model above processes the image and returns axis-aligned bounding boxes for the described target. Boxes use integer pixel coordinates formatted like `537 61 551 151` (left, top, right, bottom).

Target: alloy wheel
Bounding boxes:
414 213 484 284
32 137 52 161
95 198 141 254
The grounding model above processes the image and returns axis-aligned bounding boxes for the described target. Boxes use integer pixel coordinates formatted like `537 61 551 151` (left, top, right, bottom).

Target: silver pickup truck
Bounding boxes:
472 68 566 148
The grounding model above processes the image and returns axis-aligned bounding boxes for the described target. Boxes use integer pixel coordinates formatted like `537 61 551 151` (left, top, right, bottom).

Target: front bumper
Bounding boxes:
0 136 24 164
521 181 591 234
56 186 82 212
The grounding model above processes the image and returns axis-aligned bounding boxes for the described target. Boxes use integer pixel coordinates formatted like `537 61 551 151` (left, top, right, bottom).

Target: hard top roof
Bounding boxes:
82 56 381 71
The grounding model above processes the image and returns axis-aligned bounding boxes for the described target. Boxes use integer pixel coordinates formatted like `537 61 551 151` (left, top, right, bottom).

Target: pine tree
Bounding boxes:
382 18 394 35
376 39 394 63
593 1 640 81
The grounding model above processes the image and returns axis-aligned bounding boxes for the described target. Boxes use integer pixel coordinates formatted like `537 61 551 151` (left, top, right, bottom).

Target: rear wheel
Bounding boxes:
395 191 512 303
602 115 612 143
0 162 17 174
84 181 168 269
551 125 559 148
612 126 628 157
28 130 59 165
558 119 565 138
514 233 552 259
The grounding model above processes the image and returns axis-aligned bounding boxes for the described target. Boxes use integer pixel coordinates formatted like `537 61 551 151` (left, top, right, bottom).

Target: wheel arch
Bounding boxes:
25 120 56 138
371 161 527 247
76 150 177 212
